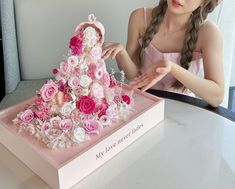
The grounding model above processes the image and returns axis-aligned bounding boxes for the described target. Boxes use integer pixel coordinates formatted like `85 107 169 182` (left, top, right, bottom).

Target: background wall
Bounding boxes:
14 0 155 80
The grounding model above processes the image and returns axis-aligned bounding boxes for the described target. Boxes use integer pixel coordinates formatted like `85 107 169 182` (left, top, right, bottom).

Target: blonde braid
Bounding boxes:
139 0 167 67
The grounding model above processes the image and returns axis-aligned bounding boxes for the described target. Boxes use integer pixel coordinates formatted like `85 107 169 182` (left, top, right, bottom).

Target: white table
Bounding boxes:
0 98 235 189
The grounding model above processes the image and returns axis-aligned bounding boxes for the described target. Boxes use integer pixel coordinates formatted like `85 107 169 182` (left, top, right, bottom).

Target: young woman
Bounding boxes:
102 0 224 107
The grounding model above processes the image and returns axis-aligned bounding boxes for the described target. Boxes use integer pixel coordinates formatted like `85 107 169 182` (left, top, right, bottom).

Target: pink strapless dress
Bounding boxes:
140 7 203 96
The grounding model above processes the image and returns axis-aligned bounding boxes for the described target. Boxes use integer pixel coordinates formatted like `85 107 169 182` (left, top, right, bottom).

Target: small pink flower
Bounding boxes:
40 80 58 102
59 119 73 133
60 62 71 75
20 109 34 123
58 82 68 93
109 75 117 88
73 68 80 77
67 55 79 67
35 107 50 121
97 100 109 117
52 69 58 75
68 76 80 89
77 96 96 114
50 116 61 126
41 122 51 132
69 35 83 55
122 95 131 105
63 93 73 102
35 98 43 105
114 96 122 104
83 119 99 134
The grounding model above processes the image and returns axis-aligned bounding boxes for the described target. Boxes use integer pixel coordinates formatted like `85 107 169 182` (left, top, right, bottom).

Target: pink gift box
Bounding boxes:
0 90 164 189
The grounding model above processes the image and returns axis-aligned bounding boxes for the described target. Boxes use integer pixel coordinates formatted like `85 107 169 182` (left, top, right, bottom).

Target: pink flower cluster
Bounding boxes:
13 15 133 149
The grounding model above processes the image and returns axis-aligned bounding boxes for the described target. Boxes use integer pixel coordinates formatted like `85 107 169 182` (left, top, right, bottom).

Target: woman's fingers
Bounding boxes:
102 48 114 60
156 67 167 74
111 48 121 59
130 77 149 89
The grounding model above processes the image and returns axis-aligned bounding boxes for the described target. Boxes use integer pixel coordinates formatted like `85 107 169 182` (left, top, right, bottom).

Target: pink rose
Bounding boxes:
77 96 96 114
114 96 122 104
60 62 71 75
20 109 34 123
122 95 131 105
68 76 80 89
98 100 109 117
69 35 83 55
83 120 99 134
67 55 79 67
35 98 43 105
59 119 73 133
35 107 50 121
58 82 68 93
40 80 58 102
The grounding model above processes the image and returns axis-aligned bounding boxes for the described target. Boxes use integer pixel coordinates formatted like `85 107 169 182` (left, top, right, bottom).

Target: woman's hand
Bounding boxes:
102 42 124 60
130 60 172 92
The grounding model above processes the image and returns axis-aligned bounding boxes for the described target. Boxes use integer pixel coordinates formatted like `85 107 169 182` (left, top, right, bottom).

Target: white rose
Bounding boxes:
60 102 76 117
81 89 90 96
83 27 97 39
79 75 92 88
94 67 104 79
83 38 97 48
50 116 62 126
90 82 104 99
99 115 111 127
67 55 79 67
91 46 102 60
72 127 87 143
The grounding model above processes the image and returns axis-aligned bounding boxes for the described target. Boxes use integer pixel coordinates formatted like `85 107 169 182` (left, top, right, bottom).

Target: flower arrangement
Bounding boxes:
12 14 133 149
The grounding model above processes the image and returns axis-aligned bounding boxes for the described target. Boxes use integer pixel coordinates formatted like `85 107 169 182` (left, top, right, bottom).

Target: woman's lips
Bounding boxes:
172 0 183 8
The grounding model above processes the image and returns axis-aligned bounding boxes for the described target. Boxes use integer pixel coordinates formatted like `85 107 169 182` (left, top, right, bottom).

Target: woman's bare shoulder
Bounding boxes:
198 20 222 48
129 7 153 35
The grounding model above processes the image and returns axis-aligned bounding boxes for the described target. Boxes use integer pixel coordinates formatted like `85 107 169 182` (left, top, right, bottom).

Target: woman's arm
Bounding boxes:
171 21 224 107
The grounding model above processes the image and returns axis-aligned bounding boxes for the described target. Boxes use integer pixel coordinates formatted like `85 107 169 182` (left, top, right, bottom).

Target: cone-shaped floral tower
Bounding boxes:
13 14 133 149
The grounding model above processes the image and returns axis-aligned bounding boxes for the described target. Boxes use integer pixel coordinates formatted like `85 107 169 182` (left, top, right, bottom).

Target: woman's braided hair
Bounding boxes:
140 0 220 91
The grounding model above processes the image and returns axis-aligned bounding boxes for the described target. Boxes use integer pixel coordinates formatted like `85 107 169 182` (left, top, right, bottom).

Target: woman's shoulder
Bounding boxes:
199 21 222 41
129 8 153 35
198 20 223 49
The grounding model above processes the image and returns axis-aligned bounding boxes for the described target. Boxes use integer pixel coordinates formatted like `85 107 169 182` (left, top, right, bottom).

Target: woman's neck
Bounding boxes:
162 9 191 32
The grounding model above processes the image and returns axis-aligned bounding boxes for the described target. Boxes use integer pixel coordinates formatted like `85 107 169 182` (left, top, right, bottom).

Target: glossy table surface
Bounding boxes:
0 96 235 189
